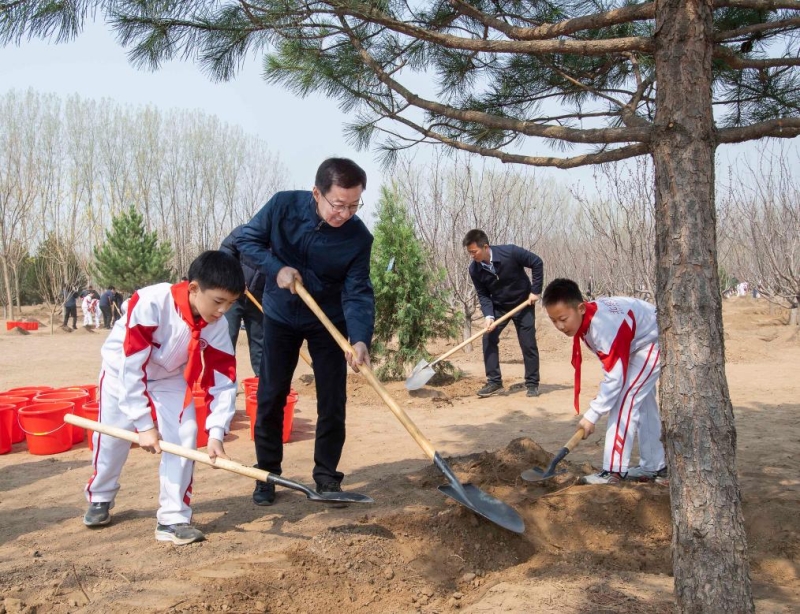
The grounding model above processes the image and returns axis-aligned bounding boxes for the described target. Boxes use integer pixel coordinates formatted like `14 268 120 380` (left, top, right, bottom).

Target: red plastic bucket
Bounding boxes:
18 402 73 455
248 390 297 443
194 395 209 448
0 395 29 444
0 404 14 454
78 401 100 450
5 386 53 396
33 390 88 444
241 377 259 396
61 384 98 402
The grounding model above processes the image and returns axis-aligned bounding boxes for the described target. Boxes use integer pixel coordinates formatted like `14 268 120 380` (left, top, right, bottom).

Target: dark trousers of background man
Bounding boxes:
254 316 348 486
224 298 264 376
482 304 540 389
100 305 112 329
62 306 77 328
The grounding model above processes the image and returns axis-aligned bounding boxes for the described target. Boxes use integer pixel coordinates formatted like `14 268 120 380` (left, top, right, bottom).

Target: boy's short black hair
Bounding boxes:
542 278 584 308
187 250 245 295
462 229 490 248
315 158 367 194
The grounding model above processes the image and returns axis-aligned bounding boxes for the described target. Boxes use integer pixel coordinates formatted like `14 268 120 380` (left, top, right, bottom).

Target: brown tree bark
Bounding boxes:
653 0 754 611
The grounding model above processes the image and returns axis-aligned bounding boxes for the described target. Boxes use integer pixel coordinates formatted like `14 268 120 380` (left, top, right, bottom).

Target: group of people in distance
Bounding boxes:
81 157 667 545
62 285 123 330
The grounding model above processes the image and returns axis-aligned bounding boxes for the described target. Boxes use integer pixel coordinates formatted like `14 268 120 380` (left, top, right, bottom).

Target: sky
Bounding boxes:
0 17 793 226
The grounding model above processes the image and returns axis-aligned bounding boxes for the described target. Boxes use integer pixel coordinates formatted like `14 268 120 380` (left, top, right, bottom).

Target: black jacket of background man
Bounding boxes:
220 225 266 299
469 244 544 316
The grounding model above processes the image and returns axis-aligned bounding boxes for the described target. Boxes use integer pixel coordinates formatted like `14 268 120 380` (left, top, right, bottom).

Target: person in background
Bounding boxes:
99 286 115 329
219 225 265 375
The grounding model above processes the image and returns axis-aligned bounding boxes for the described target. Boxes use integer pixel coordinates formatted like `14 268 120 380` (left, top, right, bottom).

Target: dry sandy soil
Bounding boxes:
0 298 798 613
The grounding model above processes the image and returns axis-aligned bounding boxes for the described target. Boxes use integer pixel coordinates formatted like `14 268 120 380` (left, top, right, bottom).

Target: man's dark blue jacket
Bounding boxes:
469 244 544 318
237 190 375 347
220 225 266 299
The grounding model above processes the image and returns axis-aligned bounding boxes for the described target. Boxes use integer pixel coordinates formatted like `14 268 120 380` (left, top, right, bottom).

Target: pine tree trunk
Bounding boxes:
653 0 754 611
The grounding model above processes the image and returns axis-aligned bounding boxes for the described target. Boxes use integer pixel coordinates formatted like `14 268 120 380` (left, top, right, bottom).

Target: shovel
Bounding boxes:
244 287 312 368
65 414 373 504
293 280 525 534
405 299 531 390
520 428 585 483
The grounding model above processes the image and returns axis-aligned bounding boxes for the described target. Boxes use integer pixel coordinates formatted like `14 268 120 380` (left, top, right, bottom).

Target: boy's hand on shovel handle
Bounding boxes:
139 427 162 454
578 417 595 439
207 438 230 465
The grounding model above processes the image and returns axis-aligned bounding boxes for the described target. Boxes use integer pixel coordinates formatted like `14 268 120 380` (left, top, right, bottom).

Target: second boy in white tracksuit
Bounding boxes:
83 251 245 544
542 278 667 485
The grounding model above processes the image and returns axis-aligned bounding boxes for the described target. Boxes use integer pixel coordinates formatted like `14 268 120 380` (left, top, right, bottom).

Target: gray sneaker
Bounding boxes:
83 502 112 527
155 523 205 545
626 466 668 483
477 382 503 398
580 470 625 485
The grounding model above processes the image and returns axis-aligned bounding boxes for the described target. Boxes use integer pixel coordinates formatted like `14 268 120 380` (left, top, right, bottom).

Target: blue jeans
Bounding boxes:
224 297 264 375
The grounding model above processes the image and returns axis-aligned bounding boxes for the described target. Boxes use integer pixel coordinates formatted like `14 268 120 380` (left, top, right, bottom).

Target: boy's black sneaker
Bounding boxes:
526 386 540 397
83 502 112 527
253 480 276 506
477 382 503 398
155 523 204 545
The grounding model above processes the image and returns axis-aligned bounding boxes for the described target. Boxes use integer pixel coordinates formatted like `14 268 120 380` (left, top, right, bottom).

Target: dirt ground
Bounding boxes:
0 298 798 613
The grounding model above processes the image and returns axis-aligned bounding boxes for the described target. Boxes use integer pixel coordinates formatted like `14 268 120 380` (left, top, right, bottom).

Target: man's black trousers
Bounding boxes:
482 304 540 388
255 315 348 486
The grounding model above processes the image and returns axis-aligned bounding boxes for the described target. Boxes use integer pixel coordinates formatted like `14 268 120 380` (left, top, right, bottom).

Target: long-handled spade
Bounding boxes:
244 287 313 368
294 280 525 534
66 414 373 504
520 428 585 483
405 299 530 391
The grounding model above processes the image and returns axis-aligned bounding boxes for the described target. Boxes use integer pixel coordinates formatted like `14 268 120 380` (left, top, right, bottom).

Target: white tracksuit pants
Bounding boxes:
85 370 198 525
83 310 94 326
603 342 666 474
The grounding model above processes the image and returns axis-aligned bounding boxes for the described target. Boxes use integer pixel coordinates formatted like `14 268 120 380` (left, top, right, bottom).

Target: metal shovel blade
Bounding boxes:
405 359 435 390
270 474 374 504
520 466 567 483
434 453 525 534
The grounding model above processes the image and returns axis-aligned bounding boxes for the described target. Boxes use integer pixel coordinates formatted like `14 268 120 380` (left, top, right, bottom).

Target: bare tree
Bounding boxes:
723 146 800 324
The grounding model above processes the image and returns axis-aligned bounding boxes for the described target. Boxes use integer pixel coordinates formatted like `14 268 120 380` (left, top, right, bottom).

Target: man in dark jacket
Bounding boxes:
99 286 115 329
238 158 375 505
464 229 544 398
220 225 265 375
62 286 79 329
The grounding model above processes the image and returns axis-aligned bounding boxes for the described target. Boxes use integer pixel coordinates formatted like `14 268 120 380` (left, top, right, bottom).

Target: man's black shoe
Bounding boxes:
526 386 540 397
253 480 276 506
477 382 503 398
315 481 342 495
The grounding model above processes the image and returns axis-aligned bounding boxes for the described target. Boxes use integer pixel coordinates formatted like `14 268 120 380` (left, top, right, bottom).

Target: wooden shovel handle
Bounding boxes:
65 414 272 482
432 299 532 366
244 287 312 368
293 281 437 460
565 428 586 452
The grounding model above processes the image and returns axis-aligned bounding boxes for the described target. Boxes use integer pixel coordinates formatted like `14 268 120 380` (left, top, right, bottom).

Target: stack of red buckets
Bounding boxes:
242 378 298 443
0 384 99 456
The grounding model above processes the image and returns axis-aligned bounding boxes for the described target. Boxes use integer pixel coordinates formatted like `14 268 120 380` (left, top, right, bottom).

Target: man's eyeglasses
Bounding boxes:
318 190 364 215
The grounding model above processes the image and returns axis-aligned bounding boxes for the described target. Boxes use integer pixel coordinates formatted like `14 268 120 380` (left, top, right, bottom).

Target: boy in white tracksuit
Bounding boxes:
83 251 245 544
542 278 667 485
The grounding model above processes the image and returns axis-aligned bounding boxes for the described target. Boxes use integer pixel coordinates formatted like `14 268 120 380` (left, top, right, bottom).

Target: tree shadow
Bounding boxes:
0 458 88 493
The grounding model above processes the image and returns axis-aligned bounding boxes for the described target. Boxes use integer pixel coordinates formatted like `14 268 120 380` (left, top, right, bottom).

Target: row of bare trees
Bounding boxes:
0 89 289 319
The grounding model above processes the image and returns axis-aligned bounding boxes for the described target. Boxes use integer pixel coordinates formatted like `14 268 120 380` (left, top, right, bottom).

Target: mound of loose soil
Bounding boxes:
7 326 30 336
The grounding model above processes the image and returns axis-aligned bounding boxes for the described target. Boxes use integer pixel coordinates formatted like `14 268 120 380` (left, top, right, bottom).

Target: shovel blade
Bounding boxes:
438 483 525 534
307 491 374 504
405 360 435 390
520 467 566 483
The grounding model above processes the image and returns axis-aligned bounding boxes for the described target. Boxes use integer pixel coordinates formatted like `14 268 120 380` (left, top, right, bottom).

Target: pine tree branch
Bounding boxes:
715 17 800 42
714 48 800 68
340 19 651 145
717 117 800 142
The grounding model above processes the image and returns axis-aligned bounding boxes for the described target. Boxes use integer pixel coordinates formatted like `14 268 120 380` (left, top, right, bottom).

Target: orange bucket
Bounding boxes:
33 390 88 444
18 402 73 455
0 395 29 444
78 401 100 450
248 389 297 443
241 377 259 396
0 404 14 454
194 395 209 448
5 386 53 396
